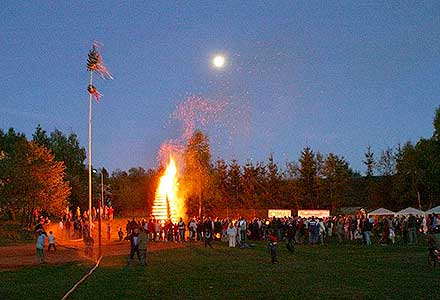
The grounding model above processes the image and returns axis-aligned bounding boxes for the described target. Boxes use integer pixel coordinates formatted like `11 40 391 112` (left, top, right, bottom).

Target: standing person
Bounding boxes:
138 227 148 266
47 231 56 252
326 218 334 241
285 220 296 252
130 218 138 232
268 230 278 264
108 206 114 221
197 218 203 241
118 227 124 242
407 214 418 245
295 218 303 244
107 223 111 240
227 222 237 248
125 220 131 236
344 217 350 240
65 218 71 240
380 218 390 245
238 217 247 243
188 218 197 241
154 219 161 241
361 216 372 245
125 228 141 265
256 218 263 240
204 217 214 248
76 207 81 219
148 219 154 241
336 216 344 243
308 217 319 245
58 219 64 232
178 217 186 242
36 230 47 264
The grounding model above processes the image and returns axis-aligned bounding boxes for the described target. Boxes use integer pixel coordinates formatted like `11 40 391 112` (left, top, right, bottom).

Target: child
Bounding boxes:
118 227 124 242
47 231 56 252
36 230 47 263
268 230 278 264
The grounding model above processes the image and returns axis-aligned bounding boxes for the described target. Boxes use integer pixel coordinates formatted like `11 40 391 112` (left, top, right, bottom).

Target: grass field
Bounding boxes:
1 241 439 300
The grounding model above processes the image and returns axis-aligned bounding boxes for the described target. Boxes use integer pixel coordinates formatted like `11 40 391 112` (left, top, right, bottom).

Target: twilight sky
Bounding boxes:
1 2 439 173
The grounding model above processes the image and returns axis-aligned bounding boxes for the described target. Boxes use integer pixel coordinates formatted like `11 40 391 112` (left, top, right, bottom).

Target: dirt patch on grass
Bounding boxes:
0 219 185 270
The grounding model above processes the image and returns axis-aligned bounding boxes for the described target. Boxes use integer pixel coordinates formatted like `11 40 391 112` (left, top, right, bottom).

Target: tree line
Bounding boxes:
1 107 439 222
180 107 440 215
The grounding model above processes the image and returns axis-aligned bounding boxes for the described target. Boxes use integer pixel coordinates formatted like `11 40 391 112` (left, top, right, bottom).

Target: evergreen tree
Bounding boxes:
315 152 325 208
227 159 243 208
363 146 375 205
322 153 352 211
211 159 229 210
285 160 301 209
376 147 397 207
394 142 421 208
242 160 267 208
363 146 375 177
298 147 317 208
266 153 283 208
182 130 212 217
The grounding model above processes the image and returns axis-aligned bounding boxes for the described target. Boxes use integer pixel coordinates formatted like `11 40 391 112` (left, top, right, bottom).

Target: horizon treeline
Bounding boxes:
1 107 439 222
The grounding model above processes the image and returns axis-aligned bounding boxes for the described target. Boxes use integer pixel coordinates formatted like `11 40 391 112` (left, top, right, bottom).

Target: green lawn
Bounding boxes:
1 241 439 300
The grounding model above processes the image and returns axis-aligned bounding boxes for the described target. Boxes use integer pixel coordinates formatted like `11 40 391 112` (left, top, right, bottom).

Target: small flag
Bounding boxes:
87 42 113 80
88 84 102 102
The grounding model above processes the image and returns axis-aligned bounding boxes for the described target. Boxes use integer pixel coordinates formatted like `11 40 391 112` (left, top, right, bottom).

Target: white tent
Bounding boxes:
426 205 440 214
395 207 425 216
367 208 395 218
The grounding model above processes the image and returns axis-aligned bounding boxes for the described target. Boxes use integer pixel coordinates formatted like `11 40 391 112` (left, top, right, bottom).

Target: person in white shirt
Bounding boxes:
47 231 56 252
227 222 237 248
188 219 197 241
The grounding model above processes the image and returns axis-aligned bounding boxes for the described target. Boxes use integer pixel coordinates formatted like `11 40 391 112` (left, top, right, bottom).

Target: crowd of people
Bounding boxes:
32 205 116 263
32 204 440 265
119 211 439 248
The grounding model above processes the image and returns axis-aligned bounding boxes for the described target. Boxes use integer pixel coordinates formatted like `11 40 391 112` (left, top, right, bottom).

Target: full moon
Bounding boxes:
212 55 225 68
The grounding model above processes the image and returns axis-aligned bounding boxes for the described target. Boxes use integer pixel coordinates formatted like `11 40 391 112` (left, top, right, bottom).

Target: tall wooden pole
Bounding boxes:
88 71 93 228
99 170 103 256
98 196 102 256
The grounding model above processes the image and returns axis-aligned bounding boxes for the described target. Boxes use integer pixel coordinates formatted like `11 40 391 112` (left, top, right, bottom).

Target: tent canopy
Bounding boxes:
367 208 395 217
395 207 425 216
426 205 440 214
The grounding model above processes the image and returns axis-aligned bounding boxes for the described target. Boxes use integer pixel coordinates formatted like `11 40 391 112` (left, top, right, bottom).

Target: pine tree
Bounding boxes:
183 130 212 217
298 147 317 208
363 146 375 205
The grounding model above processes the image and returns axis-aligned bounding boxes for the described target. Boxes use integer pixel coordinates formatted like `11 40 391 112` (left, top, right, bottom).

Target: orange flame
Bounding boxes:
151 156 183 222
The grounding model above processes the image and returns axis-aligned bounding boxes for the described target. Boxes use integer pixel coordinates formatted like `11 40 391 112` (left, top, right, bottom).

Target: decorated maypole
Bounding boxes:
86 42 112 229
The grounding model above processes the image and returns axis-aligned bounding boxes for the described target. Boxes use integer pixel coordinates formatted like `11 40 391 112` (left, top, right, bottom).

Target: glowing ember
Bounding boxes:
171 95 228 141
151 156 183 223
